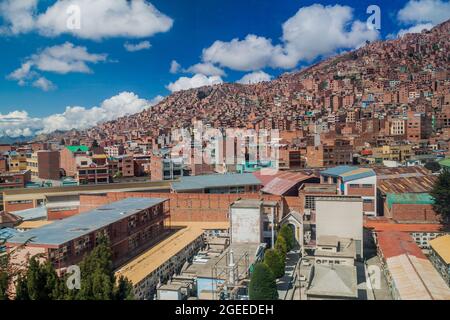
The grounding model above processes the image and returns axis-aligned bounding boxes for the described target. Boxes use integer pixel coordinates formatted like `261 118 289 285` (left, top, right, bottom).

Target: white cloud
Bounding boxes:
0 0 173 40
185 62 226 76
398 0 450 25
237 71 272 84
200 4 379 71
30 42 107 74
32 77 56 91
124 40 151 52
0 111 42 138
170 60 181 74
202 35 282 72
0 0 37 34
166 74 223 92
7 42 107 90
0 92 162 137
278 4 379 66
390 23 435 38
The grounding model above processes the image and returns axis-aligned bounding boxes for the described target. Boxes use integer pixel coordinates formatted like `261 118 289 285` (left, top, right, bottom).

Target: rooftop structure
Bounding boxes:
170 173 261 193
8 198 167 246
376 231 450 300
306 264 358 299
320 166 375 183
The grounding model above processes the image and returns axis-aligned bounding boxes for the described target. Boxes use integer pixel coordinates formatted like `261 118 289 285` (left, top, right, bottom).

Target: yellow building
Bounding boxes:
26 152 39 177
9 152 28 172
370 144 413 162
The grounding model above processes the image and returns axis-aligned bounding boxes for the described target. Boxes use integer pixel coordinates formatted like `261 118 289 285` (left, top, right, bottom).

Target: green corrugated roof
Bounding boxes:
439 158 450 168
66 145 89 153
386 193 434 209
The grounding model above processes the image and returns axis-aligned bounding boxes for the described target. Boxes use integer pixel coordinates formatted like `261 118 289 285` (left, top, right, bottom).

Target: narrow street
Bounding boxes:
276 249 301 300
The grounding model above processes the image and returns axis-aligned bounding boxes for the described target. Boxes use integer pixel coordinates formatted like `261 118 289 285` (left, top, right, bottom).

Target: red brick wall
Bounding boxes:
80 192 290 222
4 201 34 213
47 209 79 221
347 185 375 197
389 203 439 222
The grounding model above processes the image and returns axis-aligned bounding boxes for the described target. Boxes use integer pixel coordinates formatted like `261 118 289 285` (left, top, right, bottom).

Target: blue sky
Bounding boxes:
0 0 449 137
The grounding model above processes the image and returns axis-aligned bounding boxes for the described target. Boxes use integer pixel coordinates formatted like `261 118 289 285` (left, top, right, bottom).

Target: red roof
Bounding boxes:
253 171 318 195
377 231 425 259
365 219 444 233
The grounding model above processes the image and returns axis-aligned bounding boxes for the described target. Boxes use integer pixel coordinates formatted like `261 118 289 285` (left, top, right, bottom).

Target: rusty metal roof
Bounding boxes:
378 175 437 194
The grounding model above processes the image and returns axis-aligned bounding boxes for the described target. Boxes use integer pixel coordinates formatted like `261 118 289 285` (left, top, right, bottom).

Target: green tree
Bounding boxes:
91 139 99 148
14 275 29 300
264 249 285 278
424 161 441 173
430 169 450 224
25 258 60 300
275 235 288 259
114 276 134 300
279 225 295 251
249 263 278 300
76 238 134 300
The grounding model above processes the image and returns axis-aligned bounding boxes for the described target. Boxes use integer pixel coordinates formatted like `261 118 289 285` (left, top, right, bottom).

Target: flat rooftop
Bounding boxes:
115 222 230 284
171 173 261 192
7 198 167 246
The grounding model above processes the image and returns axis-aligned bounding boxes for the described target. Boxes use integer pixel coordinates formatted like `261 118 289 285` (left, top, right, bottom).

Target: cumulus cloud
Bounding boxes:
184 62 226 76
0 0 173 40
124 40 151 52
398 0 450 25
170 60 181 74
200 4 378 72
0 92 162 137
0 0 37 34
7 42 107 90
32 77 56 91
389 23 435 38
237 71 272 84
166 74 223 92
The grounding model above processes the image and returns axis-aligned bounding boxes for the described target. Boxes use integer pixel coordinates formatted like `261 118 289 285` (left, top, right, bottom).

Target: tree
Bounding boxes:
279 225 295 251
249 263 278 300
76 237 134 300
275 235 288 259
24 257 61 300
424 161 441 173
264 249 285 279
430 169 450 224
91 139 99 148
114 276 134 300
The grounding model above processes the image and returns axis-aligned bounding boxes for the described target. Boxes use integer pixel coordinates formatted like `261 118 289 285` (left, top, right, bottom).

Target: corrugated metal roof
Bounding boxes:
429 235 450 264
171 173 261 191
11 206 47 221
378 175 437 194
378 231 450 300
386 193 434 209
8 198 167 246
321 166 375 182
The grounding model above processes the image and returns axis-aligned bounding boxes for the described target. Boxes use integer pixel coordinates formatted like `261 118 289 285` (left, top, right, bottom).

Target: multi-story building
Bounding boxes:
151 155 184 181
27 150 60 180
390 118 406 136
407 111 431 142
306 139 353 168
7 197 170 271
370 144 413 163
320 166 377 216
8 151 28 172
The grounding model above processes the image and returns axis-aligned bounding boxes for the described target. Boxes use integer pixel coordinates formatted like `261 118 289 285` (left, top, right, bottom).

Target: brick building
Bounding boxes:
7 198 170 271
